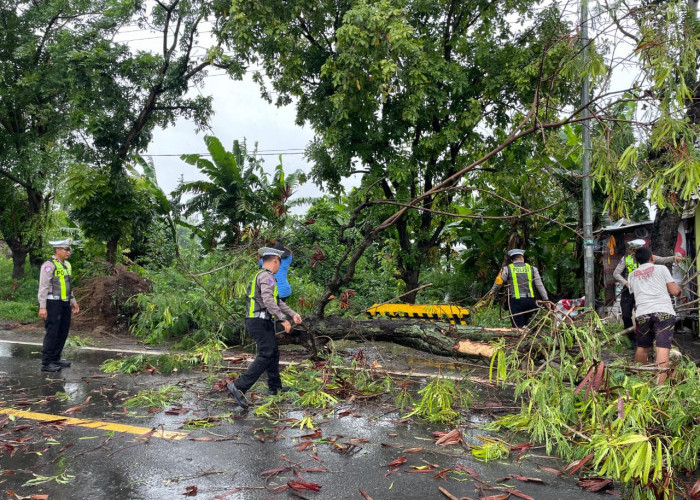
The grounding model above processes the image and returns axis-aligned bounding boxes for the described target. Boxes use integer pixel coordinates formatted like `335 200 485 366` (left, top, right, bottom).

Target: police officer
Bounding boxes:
38 239 79 372
228 247 303 408
488 249 551 328
612 239 680 346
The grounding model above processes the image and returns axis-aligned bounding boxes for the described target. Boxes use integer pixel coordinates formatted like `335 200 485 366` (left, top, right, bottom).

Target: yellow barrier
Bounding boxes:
365 303 470 325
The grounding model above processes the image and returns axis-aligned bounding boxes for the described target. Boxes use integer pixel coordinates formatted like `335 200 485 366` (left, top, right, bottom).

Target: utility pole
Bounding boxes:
581 0 595 308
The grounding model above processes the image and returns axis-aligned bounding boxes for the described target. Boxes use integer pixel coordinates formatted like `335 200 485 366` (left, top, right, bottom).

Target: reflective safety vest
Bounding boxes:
247 269 279 319
509 263 534 299
50 259 72 300
624 255 638 277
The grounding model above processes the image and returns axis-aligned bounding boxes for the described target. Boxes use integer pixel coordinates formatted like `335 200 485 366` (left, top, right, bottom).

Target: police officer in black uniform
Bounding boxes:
228 247 302 408
37 239 79 372
488 249 551 328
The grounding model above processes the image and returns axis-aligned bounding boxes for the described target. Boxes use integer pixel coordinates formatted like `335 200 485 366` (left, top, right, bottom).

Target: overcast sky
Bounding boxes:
146 73 318 202
116 23 324 209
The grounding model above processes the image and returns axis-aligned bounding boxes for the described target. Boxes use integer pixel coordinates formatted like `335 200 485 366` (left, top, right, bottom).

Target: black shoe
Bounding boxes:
270 387 291 396
41 363 62 372
55 360 72 368
227 382 249 409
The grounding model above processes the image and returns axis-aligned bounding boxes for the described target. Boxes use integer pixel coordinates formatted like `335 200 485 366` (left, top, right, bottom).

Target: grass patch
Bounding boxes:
0 256 39 323
0 300 38 323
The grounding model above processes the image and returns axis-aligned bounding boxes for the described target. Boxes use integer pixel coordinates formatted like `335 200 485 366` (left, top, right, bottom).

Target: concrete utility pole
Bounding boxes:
581 0 595 307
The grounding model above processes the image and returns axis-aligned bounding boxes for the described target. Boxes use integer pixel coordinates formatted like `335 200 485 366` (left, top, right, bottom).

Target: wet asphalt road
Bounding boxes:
0 337 611 500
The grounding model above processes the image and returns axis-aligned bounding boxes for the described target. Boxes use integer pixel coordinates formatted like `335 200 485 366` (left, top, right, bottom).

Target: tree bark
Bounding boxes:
106 236 119 265
10 246 28 280
651 207 680 257
280 317 523 360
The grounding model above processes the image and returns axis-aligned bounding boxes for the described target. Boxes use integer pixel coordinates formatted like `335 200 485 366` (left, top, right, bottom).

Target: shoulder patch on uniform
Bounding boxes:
44 265 53 273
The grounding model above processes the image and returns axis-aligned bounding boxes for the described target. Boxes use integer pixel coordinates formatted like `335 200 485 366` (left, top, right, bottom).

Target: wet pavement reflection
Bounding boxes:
0 336 611 499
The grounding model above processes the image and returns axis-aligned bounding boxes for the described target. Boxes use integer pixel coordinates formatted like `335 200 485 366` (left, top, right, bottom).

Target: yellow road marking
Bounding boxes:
0 408 188 440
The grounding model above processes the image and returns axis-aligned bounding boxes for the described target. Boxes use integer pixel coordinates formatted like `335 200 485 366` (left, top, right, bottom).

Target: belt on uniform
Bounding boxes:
251 311 275 320
47 295 70 301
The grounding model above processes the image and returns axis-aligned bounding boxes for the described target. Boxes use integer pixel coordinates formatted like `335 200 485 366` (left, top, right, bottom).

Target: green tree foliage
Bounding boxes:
0 0 127 277
65 0 244 262
222 0 587 302
487 317 700 498
285 196 399 313
66 164 156 264
174 135 305 250
596 1 700 253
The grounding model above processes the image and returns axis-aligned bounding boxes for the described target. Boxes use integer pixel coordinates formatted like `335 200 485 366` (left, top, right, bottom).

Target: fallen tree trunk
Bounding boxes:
281 316 525 359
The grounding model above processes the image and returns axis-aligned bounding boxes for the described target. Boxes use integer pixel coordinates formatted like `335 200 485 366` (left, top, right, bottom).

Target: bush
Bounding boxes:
0 255 38 323
128 248 256 344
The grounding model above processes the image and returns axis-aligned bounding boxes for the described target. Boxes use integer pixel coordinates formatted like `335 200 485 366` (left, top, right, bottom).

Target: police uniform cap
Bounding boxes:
626 239 646 249
507 249 525 258
49 238 73 248
258 247 285 258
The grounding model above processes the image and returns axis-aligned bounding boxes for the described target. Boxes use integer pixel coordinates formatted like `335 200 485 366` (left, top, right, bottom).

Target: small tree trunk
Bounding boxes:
651 207 681 257
9 246 28 280
106 236 119 265
400 269 420 303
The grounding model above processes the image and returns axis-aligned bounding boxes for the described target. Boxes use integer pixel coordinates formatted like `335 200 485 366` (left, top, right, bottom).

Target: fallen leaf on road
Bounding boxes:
433 468 451 479
62 405 84 415
563 453 594 475
502 475 544 484
453 465 482 481
261 467 291 476
384 468 399 477
438 486 459 500
165 407 190 415
188 437 213 441
434 429 463 446
480 495 509 500
510 442 532 461
403 447 423 453
388 456 407 467
536 465 562 476
690 479 700 500
350 438 370 443
287 480 321 492
182 485 197 496
380 443 402 448
300 430 322 439
359 488 373 500
296 441 313 452
577 477 613 492
509 489 535 500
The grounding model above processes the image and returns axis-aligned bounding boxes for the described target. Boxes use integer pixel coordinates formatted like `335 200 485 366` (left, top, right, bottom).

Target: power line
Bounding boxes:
115 30 212 43
143 150 306 157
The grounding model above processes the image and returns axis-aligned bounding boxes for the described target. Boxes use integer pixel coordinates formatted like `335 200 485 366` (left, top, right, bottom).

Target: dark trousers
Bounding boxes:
236 318 282 393
620 290 635 329
620 289 636 343
509 297 538 328
42 300 71 365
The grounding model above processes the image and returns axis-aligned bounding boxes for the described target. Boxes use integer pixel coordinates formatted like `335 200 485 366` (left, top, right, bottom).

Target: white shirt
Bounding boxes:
628 263 675 317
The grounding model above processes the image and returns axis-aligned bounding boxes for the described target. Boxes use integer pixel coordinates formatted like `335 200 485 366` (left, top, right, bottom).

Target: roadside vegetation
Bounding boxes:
0 257 37 323
486 315 700 499
1 0 699 498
